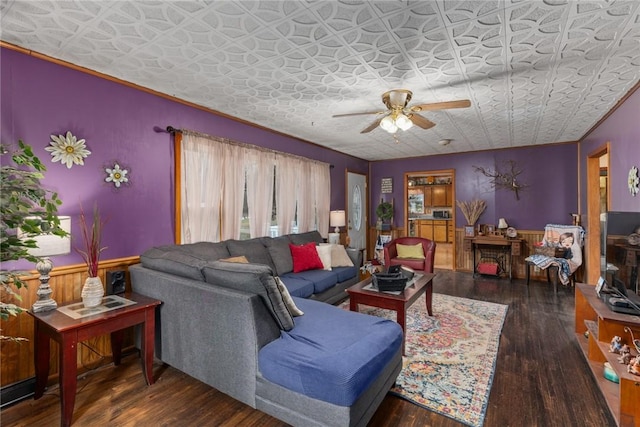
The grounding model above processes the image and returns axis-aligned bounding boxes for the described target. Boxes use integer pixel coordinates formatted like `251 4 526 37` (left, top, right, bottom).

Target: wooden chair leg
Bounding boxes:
550 266 559 293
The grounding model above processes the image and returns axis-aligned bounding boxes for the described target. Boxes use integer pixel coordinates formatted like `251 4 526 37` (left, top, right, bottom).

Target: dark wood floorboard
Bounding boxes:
1 271 617 426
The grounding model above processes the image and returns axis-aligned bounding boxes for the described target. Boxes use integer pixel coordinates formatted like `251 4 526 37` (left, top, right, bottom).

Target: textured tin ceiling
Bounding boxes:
1 0 639 161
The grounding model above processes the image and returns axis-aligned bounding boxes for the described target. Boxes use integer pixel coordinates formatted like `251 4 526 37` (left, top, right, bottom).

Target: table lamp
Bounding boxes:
497 218 508 235
329 210 346 244
27 216 71 312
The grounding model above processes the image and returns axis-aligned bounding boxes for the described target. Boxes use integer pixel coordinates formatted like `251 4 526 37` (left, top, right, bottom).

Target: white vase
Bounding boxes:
82 276 104 308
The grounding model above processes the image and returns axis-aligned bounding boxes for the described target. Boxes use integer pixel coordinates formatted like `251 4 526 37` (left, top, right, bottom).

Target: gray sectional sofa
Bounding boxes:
139 231 361 305
130 231 403 427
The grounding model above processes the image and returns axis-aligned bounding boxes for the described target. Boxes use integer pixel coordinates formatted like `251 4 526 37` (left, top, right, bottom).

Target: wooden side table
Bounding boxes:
28 292 161 427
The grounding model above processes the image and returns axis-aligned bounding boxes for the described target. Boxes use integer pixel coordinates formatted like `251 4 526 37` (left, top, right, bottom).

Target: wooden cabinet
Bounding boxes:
432 186 447 207
433 220 448 242
421 184 452 208
574 283 640 426
418 220 434 241
417 219 452 243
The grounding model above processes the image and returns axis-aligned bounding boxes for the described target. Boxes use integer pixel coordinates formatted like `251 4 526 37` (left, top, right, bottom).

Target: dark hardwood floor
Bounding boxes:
1 271 616 426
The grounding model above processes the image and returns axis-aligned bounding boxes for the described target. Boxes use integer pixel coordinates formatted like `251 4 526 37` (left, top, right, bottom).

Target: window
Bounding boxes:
177 131 329 243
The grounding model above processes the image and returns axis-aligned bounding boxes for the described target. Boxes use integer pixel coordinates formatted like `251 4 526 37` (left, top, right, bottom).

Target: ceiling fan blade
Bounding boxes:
333 110 386 118
409 113 436 130
410 100 471 112
361 117 383 133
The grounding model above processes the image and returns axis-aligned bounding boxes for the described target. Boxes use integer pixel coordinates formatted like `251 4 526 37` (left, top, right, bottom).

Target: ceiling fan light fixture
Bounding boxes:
395 113 413 131
389 91 407 107
380 115 398 133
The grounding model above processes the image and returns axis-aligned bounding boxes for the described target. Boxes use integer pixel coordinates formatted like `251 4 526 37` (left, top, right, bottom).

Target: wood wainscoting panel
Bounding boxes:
1 257 140 388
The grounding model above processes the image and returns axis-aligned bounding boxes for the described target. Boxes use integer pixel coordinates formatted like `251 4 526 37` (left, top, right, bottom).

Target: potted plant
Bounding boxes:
376 200 394 231
1 141 67 341
77 203 107 307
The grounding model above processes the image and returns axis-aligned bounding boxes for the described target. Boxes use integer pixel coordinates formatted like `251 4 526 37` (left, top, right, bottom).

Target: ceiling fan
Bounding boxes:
332 89 471 134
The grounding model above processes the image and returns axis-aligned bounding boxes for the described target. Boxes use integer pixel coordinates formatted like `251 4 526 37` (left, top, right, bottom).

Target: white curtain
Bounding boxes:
179 129 331 241
221 144 246 240
313 162 331 239
180 133 223 243
246 150 275 237
295 160 313 232
275 154 298 235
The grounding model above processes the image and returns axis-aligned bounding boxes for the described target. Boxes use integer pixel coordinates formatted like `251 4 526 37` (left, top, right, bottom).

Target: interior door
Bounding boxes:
347 172 367 251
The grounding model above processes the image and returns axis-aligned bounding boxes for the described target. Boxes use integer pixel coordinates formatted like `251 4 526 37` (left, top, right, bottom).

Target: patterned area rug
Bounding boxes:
343 293 508 427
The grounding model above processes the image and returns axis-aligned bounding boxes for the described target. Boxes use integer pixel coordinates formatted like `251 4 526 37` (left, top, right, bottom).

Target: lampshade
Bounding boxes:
24 216 71 257
395 113 413 131
497 218 508 229
330 210 346 227
379 115 398 133
380 111 414 133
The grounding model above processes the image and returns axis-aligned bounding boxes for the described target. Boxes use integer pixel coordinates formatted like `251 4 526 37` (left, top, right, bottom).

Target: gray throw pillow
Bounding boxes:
226 238 276 272
262 235 293 275
140 247 206 281
202 261 295 331
275 277 303 316
180 241 231 260
288 230 324 245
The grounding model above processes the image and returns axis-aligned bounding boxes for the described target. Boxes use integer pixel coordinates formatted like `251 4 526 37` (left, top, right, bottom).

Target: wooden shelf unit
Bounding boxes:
574 283 640 427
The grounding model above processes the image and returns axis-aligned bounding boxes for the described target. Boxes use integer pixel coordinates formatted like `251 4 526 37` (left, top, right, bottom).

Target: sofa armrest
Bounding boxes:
130 263 281 407
346 247 363 268
383 243 398 267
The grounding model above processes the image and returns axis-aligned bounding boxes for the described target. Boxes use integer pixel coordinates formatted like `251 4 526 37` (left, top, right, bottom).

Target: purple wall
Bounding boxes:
1 48 367 268
580 87 640 213
370 143 579 231
3 45 636 273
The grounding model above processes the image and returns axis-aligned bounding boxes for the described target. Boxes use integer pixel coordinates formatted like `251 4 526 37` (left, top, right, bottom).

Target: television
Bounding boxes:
601 211 640 296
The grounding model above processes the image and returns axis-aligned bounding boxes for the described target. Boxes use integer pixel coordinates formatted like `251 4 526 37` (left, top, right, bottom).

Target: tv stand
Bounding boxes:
575 283 640 426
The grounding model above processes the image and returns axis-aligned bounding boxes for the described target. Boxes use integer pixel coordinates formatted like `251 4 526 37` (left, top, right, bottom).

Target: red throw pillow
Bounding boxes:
289 242 324 273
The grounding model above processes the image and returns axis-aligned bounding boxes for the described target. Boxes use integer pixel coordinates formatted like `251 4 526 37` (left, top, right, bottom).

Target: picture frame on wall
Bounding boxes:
464 225 475 237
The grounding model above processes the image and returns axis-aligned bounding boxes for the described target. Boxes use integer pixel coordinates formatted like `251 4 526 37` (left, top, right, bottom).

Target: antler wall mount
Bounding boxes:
473 160 528 200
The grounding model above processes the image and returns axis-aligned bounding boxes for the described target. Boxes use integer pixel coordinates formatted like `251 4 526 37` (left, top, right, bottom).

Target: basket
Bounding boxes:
372 272 408 292
534 246 567 257
477 262 499 276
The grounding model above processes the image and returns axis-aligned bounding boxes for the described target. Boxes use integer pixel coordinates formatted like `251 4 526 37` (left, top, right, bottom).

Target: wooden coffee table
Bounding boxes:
346 273 436 355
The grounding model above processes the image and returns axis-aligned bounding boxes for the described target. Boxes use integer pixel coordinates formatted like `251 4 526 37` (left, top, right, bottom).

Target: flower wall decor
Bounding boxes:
105 163 129 188
45 131 91 168
629 166 639 196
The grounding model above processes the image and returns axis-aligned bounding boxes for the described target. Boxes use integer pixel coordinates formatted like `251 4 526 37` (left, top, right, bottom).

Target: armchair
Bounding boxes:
383 237 436 273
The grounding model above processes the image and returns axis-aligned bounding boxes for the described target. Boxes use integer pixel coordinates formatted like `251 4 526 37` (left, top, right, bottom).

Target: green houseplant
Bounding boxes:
1 141 66 341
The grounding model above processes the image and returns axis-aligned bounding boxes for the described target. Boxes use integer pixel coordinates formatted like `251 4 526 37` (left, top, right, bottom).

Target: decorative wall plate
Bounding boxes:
629 166 639 196
105 163 129 188
45 131 91 168
506 227 517 238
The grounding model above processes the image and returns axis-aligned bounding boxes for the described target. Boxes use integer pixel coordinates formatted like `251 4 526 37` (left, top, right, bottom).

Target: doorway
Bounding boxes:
586 143 609 284
405 169 455 270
